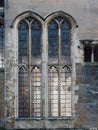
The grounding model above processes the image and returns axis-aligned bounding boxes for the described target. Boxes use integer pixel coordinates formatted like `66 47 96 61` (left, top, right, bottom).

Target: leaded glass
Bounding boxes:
31 20 41 63
18 66 29 117
55 16 64 23
18 18 42 118
31 66 41 117
25 16 33 23
48 20 58 63
48 66 58 117
61 21 71 64
48 16 72 117
60 65 71 116
18 21 29 64
0 24 4 68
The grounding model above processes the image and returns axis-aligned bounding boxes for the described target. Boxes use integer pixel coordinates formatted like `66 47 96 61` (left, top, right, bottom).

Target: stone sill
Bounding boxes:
6 128 90 130
16 116 73 121
83 62 98 65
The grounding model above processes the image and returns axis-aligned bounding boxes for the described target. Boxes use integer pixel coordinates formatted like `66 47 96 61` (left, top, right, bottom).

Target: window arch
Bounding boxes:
18 16 42 118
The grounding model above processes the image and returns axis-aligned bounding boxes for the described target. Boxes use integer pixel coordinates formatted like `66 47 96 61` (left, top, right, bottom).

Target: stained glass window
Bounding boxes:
18 21 28 64
18 66 29 117
18 17 42 118
18 15 72 118
48 16 72 117
48 66 58 117
31 66 41 117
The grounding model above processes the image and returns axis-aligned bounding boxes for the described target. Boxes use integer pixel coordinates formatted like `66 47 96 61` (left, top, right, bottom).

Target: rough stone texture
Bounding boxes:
5 0 98 39
75 63 98 128
0 69 4 127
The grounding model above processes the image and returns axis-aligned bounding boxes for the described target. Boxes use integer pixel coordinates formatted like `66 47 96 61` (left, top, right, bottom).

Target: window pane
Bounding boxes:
48 21 58 63
0 24 4 68
61 21 71 64
94 45 98 62
84 46 92 62
61 65 72 116
18 67 29 117
31 20 41 64
18 21 29 64
31 66 41 117
48 66 58 117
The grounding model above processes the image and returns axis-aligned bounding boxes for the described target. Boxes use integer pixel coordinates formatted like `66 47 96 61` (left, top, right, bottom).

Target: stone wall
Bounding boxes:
0 69 4 127
75 63 98 128
5 0 98 39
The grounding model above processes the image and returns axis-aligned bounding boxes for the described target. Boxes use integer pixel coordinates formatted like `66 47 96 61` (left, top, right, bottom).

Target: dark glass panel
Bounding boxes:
61 21 71 56
0 0 4 7
84 46 92 62
31 66 41 117
55 16 64 23
25 16 33 23
0 24 4 67
94 45 98 62
18 21 29 64
31 20 41 57
48 20 58 58
18 67 29 117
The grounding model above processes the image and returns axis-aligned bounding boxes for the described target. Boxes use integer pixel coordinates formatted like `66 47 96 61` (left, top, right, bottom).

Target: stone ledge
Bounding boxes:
6 128 90 130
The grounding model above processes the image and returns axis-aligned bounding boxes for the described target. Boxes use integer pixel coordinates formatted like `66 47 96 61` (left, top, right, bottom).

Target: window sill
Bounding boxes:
84 62 98 65
16 117 42 121
16 116 73 121
47 116 73 120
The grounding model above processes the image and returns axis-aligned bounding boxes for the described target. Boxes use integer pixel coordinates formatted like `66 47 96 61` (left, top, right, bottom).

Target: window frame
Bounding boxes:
13 11 77 119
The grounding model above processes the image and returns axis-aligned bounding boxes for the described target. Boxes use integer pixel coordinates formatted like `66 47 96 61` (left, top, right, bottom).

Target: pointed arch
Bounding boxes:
11 11 44 28
45 10 78 28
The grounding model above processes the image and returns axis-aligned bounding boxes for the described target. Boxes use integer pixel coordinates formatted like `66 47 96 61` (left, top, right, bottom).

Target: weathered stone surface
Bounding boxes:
75 64 98 128
0 69 4 127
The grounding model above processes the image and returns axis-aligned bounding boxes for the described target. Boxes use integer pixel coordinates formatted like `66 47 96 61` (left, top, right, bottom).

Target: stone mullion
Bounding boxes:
42 23 48 118
28 24 32 118
58 24 61 116
91 45 94 62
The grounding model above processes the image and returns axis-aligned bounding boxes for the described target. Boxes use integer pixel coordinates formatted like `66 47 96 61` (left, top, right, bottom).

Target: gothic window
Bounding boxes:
18 17 42 118
18 14 72 118
48 16 72 117
0 23 4 68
